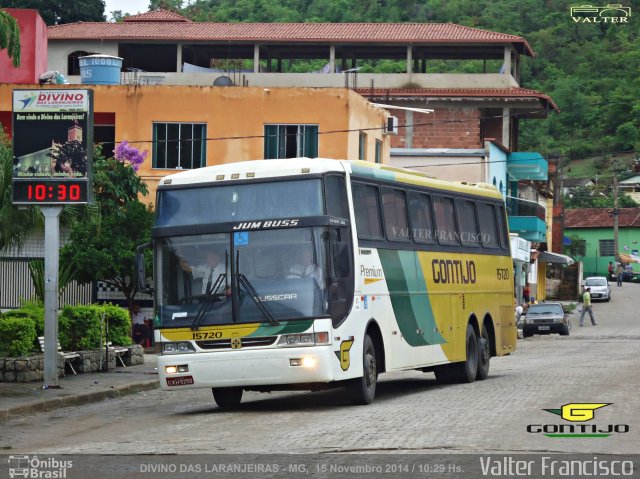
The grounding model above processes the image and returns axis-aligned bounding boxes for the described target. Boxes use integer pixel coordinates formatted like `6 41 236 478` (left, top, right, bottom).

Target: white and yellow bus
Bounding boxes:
137 158 516 407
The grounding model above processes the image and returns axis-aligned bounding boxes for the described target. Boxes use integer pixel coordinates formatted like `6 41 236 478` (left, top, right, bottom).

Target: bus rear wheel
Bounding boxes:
346 334 377 405
476 325 491 380
212 387 243 408
434 324 478 384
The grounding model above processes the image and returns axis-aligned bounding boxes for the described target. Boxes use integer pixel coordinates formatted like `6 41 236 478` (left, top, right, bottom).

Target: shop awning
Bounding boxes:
538 251 575 265
619 253 640 264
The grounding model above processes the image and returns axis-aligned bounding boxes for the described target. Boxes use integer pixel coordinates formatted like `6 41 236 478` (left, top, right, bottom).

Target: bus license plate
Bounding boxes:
538 326 550 331
166 376 194 386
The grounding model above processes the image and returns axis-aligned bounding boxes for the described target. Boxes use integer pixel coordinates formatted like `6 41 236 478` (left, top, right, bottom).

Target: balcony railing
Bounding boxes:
505 195 546 242
505 195 545 220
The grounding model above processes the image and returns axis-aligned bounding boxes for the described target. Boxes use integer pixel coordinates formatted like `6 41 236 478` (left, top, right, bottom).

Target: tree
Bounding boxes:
1 1 105 25
0 131 42 252
0 9 20 67
60 146 154 310
563 234 586 261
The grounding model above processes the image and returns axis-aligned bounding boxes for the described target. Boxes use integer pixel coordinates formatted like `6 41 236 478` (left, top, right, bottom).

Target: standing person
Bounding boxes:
515 302 524 323
579 287 597 326
608 261 614 280
616 263 624 287
131 303 150 347
523 284 531 303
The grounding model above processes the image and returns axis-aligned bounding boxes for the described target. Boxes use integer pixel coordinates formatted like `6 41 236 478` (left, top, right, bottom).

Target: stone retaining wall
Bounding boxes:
0 345 144 382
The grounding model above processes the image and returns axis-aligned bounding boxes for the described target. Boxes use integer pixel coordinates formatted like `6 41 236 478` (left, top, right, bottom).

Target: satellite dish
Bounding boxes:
213 75 234 86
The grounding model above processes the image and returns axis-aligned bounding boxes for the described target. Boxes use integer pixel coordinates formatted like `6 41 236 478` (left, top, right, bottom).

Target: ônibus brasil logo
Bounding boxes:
527 403 629 437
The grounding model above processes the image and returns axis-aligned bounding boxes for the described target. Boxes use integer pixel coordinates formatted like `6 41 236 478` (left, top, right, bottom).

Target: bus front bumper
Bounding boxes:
157 345 336 390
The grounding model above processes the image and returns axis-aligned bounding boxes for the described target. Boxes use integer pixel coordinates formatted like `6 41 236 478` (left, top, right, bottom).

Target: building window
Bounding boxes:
152 123 206 170
374 140 382 164
599 239 615 257
264 124 318 159
358 132 367 160
67 51 91 76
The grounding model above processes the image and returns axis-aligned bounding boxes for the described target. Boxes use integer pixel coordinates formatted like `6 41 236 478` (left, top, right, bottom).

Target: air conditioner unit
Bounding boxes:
385 116 398 135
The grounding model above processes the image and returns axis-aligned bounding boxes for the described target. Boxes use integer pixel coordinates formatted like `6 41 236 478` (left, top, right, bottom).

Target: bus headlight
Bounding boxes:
162 342 196 354
277 332 330 347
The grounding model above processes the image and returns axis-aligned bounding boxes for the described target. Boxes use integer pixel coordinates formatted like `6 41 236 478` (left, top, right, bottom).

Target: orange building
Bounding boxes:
0 84 390 202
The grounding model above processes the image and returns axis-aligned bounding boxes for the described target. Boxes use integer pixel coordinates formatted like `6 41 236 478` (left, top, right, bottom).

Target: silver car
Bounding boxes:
584 276 612 302
522 302 570 338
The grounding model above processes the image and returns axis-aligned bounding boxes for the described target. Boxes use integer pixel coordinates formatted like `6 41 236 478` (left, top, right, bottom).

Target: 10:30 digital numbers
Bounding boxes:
27 183 82 201
12 179 89 204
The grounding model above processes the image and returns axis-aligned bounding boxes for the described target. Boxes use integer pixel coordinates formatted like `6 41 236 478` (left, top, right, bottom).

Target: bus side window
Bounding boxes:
351 183 383 239
325 174 349 219
329 227 351 277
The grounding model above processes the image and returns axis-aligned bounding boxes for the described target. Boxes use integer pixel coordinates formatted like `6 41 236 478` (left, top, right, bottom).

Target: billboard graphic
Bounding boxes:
12 89 93 204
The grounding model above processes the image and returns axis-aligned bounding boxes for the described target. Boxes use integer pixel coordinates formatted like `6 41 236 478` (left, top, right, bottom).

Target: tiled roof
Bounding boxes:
48 21 533 55
565 208 640 228
356 87 558 110
123 9 191 23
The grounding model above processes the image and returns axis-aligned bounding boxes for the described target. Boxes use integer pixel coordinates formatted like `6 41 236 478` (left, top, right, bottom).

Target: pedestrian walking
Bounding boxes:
616 263 624 287
579 287 597 326
523 284 531 303
608 261 614 280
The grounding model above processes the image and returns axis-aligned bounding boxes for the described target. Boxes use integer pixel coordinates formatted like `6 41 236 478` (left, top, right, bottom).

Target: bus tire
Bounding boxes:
476 325 491 380
346 334 377 405
450 324 478 383
212 387 243 408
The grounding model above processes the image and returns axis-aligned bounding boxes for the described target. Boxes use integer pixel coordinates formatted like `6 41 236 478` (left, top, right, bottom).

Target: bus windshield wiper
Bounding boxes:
191 273 226 331
237 273 280 326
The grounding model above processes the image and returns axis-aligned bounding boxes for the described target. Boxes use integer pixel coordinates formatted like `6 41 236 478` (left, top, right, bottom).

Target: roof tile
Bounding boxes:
356 87 558 110
48 22 533 55
565 208 640 228
123 9 191 23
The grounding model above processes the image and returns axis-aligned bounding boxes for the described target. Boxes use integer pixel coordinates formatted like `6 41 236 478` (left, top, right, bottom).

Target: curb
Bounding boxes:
0 379 159 423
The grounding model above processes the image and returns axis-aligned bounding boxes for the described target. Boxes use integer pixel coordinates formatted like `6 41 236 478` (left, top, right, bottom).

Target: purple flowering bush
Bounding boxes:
114 141 148 171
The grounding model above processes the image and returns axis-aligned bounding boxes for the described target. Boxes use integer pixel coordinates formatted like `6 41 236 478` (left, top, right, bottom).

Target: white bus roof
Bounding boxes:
158 158 502 199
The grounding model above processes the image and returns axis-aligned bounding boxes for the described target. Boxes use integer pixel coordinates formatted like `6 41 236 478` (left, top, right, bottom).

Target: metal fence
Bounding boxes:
0 258 93 309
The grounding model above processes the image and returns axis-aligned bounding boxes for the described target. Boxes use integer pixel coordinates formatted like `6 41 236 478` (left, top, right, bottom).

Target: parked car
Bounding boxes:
583 276 612 302
521 302 570 338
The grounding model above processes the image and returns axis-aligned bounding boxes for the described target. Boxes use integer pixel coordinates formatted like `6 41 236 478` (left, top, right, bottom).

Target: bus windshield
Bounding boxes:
157 228 329 327
156 178 324 227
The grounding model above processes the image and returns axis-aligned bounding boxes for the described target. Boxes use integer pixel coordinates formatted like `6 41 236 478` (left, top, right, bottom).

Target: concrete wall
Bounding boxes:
0 9 48 84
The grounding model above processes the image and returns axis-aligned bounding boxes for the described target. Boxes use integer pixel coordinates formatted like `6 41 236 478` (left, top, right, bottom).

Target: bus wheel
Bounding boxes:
212 387 243 408
449 324 478 383
476 325 491 380
346 334 377 405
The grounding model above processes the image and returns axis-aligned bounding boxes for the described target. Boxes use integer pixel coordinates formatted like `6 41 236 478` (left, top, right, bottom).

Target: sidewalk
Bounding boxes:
0 354 159 422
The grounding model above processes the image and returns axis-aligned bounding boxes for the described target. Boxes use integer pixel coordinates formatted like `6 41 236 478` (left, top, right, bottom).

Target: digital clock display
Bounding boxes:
12 179 89 204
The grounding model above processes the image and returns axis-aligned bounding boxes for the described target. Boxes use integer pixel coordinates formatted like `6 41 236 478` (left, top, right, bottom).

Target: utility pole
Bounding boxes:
613 173 619 263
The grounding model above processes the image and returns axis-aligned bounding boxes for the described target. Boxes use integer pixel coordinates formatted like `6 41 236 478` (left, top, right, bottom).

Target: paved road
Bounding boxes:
2 283 639 457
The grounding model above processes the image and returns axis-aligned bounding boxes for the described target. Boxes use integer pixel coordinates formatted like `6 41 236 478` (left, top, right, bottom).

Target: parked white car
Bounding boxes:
583 276 612 302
